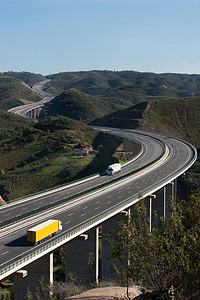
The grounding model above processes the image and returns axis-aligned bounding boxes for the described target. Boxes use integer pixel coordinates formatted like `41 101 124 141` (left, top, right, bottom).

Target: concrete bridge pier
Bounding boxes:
33 109 37 119
145 180 177 229
14 253 53 300
145 182 177 231
65 227 100 285
26 111 31 118
101 211 130 281
148 194 156 232
101 182 178 281
37 107 42 118
32 108 41 119
26 108 42 119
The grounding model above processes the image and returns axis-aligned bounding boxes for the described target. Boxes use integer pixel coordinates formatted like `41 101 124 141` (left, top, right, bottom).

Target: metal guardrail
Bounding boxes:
0 134 166 277
0 131 197 277
0 131 142 207
0 169 101 206
0 139 195 277
0 134 164 229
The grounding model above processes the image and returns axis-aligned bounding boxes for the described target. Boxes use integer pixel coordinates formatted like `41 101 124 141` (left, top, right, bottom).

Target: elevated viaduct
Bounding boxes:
2 81 197 299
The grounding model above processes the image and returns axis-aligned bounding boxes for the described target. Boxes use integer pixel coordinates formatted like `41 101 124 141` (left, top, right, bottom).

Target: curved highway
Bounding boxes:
0 127 197 281
0 130 164 226
1 80 197 281
8 80 54 118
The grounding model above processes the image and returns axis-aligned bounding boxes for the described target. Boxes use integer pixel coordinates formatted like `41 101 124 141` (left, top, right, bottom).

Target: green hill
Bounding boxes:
140 98 200 146
0 109 35 134
0 112 122 201
2 71 45 87
1 95 199 200
1 70 199 200
91 97 199 146
91 97 200 196
90 101 148 128
41 88 131 123
45 70 200 104
141 98 200 197
0 75 42 110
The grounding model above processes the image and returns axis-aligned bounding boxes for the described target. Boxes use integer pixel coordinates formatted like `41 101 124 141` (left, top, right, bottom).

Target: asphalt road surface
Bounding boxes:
0 128 196 279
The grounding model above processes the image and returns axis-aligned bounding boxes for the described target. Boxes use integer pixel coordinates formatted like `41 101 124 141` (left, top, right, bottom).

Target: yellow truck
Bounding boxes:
27 219 63 245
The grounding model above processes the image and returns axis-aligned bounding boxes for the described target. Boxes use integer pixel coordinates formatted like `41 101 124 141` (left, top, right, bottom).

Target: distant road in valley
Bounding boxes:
8 80 54 118
0 79 197 281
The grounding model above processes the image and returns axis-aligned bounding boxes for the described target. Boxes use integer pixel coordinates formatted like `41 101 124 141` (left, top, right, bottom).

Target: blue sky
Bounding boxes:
1 0 200 75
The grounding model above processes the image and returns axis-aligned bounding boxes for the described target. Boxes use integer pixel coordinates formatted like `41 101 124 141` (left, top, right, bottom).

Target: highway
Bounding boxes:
0 129 164 226
7 80 54 118
0 127 197 281
2 79 197 281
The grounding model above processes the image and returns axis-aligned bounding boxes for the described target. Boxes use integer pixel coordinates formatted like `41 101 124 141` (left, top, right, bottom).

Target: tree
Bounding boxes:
0 169 5 178
87 252 95 282
107 196 200 299
25 287 34 300
52 281 85 299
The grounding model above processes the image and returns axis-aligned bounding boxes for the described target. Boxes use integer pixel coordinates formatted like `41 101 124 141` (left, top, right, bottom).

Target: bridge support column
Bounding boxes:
148 195 156 232
145 181 177 229
101 211 129 281
163 184 172 220
65 227 99 285
96 226 99 284
38 107 42 117
14 253 53 300
170 179 177 203
33 109 37 119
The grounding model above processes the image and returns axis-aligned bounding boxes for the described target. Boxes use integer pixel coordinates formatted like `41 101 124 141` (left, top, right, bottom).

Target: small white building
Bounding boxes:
73 146 93 156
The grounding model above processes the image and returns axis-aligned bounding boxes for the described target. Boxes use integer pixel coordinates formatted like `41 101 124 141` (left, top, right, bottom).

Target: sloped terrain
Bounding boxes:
0 112 122 201
140 97 200 145
2 71 45 87
90 101 148 128
0 75 41 110
45 70 200 104
90 97 200 147
91 97 200 196
41 88 131 123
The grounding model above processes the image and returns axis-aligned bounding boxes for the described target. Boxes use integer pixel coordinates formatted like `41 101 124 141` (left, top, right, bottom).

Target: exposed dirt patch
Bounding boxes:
0 196 6 204
68 286 141 300
19 99 34 104
46 86 61 95
20 81 32 89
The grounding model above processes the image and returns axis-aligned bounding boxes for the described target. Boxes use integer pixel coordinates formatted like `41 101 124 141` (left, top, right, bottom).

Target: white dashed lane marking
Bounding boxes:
1 251 9 256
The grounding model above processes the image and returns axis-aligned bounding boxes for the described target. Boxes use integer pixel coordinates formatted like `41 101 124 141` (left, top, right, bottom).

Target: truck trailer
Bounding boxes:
27 219 62 245
107 163 121 175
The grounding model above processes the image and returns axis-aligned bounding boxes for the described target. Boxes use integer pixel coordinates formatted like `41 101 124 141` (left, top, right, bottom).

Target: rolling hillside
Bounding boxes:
90 101 148 128
45 70 200 104
0 70 199 199
91 97 200 196
0 112 122 201
0 74 42 110
41 88 131 123
2 71 45 87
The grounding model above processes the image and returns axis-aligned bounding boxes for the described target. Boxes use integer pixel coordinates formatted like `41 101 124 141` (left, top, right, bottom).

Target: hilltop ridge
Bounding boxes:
45 70 200 104
0 72 45 110
41 88 131 123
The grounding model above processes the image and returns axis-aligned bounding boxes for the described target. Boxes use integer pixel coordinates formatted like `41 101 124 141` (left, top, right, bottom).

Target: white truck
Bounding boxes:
107 163 121 175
